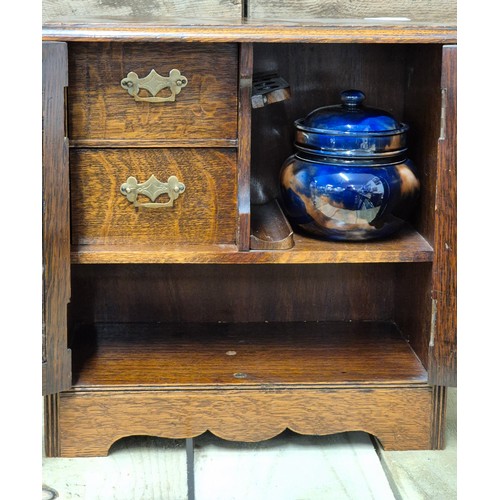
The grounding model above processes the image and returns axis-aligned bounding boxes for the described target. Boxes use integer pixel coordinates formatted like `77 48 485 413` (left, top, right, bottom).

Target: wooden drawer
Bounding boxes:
70 148 238 246
68 43 238 143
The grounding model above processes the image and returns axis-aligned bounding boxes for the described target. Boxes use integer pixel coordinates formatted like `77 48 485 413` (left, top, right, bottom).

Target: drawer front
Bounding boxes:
68 43 238 142
70 148 238 245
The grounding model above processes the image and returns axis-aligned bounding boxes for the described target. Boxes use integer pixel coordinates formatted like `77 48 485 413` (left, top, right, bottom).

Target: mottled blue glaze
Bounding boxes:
295 90 409 158
295 129 407 157
280 90 420 241
300 90 400 132
280 156 420 241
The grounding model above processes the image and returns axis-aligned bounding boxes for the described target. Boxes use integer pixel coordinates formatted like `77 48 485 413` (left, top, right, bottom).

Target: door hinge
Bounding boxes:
429 296 438 347
64 85 69 139
439 88 447 140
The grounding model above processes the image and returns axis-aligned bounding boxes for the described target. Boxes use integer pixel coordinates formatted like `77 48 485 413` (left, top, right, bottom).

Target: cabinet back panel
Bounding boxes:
70 264 395 325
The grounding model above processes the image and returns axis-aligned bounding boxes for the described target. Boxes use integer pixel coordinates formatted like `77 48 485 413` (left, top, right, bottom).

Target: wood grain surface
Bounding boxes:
247 0 456 23
70 148 238 245
403 44 443 244
42 42 72 395
395 263 433 372
53 386 433 456
237 43 253 250
69 138 238 148
250 199 294 250
393 45 444 376
42 20 457 462
42 19 457 44
44 394 60 456
429 45 457 386
71 225 433 264
68 42 238 142
431 385 448 449
69 263 397 325
43 0 243 23
70 321 428 388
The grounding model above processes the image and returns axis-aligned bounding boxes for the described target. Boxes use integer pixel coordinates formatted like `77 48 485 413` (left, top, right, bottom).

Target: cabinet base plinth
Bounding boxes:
44 385 445 457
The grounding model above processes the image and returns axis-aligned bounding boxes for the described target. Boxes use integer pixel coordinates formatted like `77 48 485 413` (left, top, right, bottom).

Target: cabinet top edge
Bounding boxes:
42 18 457 44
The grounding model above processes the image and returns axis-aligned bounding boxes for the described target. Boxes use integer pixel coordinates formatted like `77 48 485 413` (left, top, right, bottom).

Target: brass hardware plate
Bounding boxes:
120 174 186 208
121 69 188 102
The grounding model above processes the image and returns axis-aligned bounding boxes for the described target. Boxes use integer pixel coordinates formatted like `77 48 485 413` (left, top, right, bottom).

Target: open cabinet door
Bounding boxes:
429 45 457 387
42 42 72 395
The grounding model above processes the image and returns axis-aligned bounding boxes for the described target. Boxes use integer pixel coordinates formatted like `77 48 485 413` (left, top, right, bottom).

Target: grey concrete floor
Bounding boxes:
381 388 457 499
42 387 456 499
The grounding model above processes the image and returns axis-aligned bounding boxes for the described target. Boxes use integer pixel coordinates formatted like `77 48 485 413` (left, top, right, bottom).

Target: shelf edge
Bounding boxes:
69 380 430 392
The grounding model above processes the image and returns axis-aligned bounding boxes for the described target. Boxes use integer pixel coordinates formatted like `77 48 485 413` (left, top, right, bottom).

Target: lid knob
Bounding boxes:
341 89 365 107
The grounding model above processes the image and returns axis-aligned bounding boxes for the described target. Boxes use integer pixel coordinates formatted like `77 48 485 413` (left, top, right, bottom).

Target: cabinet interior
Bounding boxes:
67 42 442 390
251 43 442 245
68 262 432 387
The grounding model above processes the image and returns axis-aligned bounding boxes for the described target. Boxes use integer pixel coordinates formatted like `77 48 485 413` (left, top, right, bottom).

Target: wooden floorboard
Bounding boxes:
43 388 456 499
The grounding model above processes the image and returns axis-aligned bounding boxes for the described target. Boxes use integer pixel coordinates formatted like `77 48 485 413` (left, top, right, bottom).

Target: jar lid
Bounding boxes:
294 90 409 158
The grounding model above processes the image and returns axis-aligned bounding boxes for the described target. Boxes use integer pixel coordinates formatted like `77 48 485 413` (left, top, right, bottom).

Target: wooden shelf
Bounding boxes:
71 224 433 264
71 320 428 389
42 18 456 44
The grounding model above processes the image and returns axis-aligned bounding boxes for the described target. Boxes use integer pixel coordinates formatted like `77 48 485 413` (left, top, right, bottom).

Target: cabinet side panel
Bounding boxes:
403 44 443 245
394 263 433 370
429 45 457 386
42 42 72 395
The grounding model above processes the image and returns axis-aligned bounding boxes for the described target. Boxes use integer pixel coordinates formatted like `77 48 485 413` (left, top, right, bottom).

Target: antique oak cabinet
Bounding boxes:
42 16 457 457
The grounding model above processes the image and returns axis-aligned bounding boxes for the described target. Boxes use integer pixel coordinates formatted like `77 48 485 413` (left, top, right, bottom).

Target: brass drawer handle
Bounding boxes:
120 69 188 102
120 174 186 208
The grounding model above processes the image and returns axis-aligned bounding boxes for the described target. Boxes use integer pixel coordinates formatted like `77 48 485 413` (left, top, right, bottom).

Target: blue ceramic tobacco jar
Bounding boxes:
280 90 420 241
